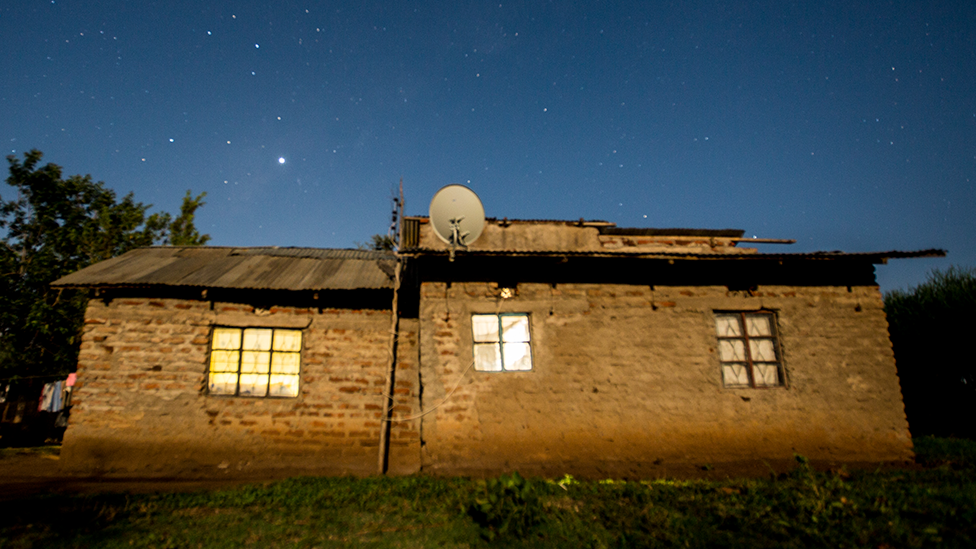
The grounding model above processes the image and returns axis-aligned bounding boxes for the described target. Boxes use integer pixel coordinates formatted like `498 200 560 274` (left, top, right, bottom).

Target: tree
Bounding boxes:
357 233 396 252
0 150 210 378
884 266 976 439
167 190 211 246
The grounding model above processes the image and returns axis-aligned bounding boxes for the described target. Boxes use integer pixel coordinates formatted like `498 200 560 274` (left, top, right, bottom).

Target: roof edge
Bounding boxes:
599 227 746 238
398 248 947 263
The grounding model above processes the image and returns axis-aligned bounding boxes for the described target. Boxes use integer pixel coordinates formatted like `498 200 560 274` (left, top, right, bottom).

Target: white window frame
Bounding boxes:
208 327 303 398
714 311 785 389
471 313 533 372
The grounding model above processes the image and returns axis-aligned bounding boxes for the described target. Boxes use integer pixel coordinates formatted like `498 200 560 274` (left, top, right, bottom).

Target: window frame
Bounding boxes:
207 326 303 398
471 313 534 372
713 311 786 389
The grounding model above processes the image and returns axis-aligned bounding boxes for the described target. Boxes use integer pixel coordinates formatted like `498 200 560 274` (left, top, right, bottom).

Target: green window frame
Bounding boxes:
471 313 533 371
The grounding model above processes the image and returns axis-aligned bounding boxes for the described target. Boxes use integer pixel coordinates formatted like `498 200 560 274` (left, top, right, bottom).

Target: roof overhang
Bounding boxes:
51 246 397 292
399 247 946 264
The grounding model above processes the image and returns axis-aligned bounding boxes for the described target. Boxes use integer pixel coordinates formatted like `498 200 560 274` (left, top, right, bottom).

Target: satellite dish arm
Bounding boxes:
449 216 467 261
450 216 469 245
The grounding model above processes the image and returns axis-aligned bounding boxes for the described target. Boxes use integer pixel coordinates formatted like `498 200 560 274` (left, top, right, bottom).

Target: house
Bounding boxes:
53 247 420 477
52 219 944 478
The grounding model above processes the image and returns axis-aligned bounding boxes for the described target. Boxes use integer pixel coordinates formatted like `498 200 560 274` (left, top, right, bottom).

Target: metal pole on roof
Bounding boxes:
377 179 404 475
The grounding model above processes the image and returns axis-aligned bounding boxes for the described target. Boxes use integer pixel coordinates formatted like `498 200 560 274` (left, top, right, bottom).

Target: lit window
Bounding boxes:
714 312 783 388
209 327 302 397
472 313 532 371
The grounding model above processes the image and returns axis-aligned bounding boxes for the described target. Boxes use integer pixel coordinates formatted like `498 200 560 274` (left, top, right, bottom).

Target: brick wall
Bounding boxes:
417 282 912 477
62 297 421 477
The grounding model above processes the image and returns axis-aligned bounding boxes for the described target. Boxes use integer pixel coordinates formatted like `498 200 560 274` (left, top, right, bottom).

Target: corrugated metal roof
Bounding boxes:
51 247 396 291
599 227 745 237
407 215 748 235
399 247 947 263
407 216 615 225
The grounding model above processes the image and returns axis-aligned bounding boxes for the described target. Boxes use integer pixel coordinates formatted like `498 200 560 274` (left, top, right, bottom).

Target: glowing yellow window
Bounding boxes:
208 327 302 397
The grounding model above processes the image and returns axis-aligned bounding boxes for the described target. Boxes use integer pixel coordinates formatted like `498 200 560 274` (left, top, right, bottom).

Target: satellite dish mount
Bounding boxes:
429 185 485 262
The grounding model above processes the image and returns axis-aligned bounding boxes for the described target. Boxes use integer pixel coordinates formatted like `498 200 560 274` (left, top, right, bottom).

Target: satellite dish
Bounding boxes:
429 184 485 261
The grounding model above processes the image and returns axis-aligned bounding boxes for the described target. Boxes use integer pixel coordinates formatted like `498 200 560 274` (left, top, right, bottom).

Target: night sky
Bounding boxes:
2 1 973 292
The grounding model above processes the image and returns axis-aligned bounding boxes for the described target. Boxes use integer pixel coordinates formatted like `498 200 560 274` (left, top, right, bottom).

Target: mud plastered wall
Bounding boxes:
417 282 911 477
62 297 420 477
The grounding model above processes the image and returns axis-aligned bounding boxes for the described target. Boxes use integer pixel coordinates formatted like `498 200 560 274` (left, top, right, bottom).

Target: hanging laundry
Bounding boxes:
39 383 54 412
51 380 63 411
38 380 66 412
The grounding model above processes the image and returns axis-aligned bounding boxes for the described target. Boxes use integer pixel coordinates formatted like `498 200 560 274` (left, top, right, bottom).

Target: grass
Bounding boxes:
0 445 60 458
1 437 974 548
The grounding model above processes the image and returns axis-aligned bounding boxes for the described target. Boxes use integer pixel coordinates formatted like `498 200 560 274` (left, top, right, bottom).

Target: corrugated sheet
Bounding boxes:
402 218 421 249
399 247 947 263
51 247 396 291
482 217 614 225
599 227 746 237
406 216 748 233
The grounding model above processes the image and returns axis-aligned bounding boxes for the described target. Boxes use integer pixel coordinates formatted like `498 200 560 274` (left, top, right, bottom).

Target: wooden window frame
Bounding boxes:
714 311 785 389
207 326 303 398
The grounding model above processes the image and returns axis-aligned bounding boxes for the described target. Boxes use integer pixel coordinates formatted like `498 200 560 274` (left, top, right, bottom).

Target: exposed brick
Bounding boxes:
66 296 412 475
417 280 911 476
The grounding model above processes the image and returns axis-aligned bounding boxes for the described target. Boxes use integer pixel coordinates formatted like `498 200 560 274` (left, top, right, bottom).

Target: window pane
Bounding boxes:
212 328 241 350
474 343 501 371
209 373 238 395
269 375 299 397
745 315 772 337
210 350 240 373
241 351 271 373
208 327 303 398
472 315 499 343
719 340 745 362
750 339 777 362
271 352 301 374
723 364 751 387
502 342 532 371
243 328 273 351
273 330 302 352
501 315 530 342
238 374 268 396
715 315 742 337
754 363 780 386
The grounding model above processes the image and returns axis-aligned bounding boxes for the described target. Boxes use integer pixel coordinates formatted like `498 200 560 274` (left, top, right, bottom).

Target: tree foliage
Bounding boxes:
166 190 211 246
0 150 209 378
885 266 976 438
357 233 396 252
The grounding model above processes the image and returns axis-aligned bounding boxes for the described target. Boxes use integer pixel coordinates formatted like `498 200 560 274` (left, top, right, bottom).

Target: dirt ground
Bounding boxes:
1 445 922 502
0 446 278 501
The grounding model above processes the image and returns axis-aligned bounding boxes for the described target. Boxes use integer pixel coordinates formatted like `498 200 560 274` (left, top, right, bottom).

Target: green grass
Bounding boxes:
2 438 974 548
913 435 976 468
0 445 61 459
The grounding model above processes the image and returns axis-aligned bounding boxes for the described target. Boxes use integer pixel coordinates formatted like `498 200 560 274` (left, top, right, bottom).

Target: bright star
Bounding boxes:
278 157 285 164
